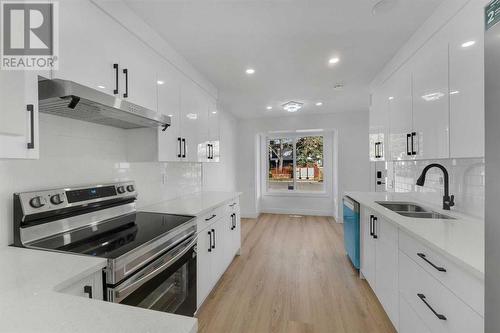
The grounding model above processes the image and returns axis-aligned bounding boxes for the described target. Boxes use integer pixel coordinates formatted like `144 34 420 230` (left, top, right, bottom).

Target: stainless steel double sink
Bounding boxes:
375 201 455 220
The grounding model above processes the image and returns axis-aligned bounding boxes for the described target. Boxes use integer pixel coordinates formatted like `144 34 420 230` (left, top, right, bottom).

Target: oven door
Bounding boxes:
108 234 197 316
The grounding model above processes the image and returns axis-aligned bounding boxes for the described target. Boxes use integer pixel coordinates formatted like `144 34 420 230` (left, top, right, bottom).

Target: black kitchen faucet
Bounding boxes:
416 163 455 210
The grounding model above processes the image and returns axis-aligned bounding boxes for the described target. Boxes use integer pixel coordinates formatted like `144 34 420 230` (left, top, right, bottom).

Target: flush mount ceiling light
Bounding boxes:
282 101 304 113
211 111 217 114
328 57 340 65
388 96 395 100
421 92 445 102
245 68 255 75
315 102 323 106
333 83 344 90
372 0 398 15
266 106 273 110
461 40 476 48
157 80 165 85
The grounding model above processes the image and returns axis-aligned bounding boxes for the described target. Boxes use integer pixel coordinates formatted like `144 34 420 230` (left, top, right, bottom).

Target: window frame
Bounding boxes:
264 131 328 197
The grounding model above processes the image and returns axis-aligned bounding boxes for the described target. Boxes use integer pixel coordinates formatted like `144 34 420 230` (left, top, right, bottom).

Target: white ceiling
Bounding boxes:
125 0 443 119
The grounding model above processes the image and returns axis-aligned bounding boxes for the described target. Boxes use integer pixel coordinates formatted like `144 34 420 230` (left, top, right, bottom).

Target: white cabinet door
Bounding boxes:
0 71 39 159
197 227 212 308
210 218 228 284
206 96 220 162
118 45 158 112
180 78 209 162
411 33 450 160
55 0 120 96
447 0 484 158
232 210 241 257
374 216 399 330
157 62 182 162
388 66 413 161
360 208 376 289
370 83 389 161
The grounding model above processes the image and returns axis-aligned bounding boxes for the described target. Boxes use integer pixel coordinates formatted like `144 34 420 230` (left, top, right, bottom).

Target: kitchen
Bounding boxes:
0 0 498 332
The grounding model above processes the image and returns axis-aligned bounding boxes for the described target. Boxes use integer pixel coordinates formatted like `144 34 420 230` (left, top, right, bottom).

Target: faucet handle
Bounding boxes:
449 195 455 207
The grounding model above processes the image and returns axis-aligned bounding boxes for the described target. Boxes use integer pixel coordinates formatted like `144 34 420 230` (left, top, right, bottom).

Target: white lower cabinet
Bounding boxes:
360 205 484 333
59 270 103 301
196 198 241 309
360 208 399 329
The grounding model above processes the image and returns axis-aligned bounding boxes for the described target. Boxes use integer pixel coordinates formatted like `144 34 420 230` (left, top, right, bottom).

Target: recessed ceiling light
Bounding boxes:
282 101 304 113
461 40 476 48
372 0 398 15
266 106 273 110
211 111 217 114
157 80 165 85
328 57 340 65
315 102 323 106
388 96 394 100
245 68 255 75
168 114 173 117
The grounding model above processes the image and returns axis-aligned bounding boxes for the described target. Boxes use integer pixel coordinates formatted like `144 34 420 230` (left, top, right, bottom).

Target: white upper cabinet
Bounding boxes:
206 95 220 162
411 32 449 160
55 1 121 96
180 78 209 162
369 82 389 161
387 66 413 161
0 71 40 159
157 62 182 162
55 0 157 112
447 0 485 158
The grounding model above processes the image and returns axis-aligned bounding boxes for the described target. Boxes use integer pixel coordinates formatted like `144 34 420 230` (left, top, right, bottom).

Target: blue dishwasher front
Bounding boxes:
343 196 360 269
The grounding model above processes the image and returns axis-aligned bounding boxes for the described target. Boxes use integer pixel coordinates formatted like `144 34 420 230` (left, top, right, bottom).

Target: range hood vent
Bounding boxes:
38 79 171 130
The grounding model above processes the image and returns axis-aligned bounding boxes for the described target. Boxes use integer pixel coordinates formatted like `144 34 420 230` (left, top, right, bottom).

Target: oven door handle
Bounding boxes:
113 235 197 303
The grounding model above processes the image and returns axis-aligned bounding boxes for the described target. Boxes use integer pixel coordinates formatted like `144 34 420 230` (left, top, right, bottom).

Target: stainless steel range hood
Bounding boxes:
38 79 170 130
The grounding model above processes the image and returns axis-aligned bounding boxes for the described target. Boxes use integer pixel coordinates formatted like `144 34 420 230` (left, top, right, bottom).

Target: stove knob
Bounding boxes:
50 194 64 205
29 196 46 209
126 185 135 192
117 186 126 194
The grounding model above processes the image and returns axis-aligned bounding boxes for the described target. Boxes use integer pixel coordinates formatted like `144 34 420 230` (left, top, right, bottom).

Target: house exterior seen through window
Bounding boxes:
267 135 324 193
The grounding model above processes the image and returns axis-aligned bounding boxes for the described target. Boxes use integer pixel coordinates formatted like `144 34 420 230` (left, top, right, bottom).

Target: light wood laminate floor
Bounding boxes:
196 213 396 333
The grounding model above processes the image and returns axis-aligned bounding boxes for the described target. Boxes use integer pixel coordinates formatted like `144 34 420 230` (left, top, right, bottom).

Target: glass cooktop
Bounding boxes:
27 212 194 259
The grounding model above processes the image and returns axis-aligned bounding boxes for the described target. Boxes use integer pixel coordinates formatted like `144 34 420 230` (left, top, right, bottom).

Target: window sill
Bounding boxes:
263 191 330 198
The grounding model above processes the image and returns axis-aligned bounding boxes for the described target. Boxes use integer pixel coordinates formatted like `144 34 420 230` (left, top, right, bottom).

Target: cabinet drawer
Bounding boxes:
198 205 226 230
399 294 432 333
227 197 240 213
399 231 484 316
399 251 483 333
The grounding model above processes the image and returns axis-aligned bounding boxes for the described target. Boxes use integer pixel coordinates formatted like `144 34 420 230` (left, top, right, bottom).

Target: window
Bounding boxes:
267 134 325 193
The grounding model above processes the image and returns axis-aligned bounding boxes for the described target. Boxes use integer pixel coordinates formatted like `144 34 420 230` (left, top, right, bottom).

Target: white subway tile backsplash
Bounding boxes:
0 114 203 247
388 158 484 219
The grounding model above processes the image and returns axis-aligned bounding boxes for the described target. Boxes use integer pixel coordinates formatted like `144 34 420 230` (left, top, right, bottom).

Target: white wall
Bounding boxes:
0 112 237 248
237 111 370 220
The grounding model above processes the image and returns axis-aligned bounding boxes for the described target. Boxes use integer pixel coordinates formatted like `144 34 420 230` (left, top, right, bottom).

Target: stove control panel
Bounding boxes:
17 181 137 215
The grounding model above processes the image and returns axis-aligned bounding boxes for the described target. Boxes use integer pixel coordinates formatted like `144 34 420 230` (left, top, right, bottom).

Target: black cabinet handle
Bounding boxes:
83 285 93 299
209 144 213 159
177 137 182 158
411 132 417 155
208 231 212 252
211 228 216 249
27 104 35 149
229 203 237 207
417 293 447 320
205 214 216 221
113 63 119 95
373 216 378 239
123 68 129 98
182 138 186 158
406 133 412 156
231 213 235 230
417 253 446 272
369 215 374 237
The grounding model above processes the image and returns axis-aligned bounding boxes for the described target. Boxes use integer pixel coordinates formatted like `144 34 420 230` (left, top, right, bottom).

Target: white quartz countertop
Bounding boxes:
345 192 484 278
139 191 241 216
0 246 198 333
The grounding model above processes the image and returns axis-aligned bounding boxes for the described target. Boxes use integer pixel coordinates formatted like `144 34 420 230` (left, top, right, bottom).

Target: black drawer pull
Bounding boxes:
372 216 378 239
182 138 186 158
27 104 35 149
177 137 182 158
113 63 119 94
369 215 374 237
205 214 216 221
123 68 129 98
208 231 212 252
417 253 446 272
417 293 447 320
83 285 93 299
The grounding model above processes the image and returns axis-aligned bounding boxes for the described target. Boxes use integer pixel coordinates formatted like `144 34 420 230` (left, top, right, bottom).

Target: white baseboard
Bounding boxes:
260 207 334 217
241 212 260 219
